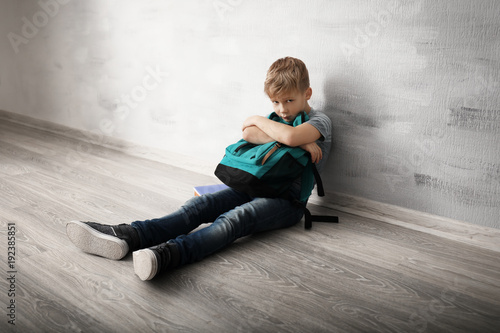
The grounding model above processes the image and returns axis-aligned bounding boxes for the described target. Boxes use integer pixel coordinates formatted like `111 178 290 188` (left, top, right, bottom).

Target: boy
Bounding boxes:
66 57 332 281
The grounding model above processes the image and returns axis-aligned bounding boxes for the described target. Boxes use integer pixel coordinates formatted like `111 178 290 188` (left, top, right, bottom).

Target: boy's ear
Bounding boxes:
305 87 312 100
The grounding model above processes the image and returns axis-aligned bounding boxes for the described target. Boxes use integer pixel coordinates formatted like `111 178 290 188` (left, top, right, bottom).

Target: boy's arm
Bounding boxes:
242 115 324 163
242 115 322 147
241 125 274 144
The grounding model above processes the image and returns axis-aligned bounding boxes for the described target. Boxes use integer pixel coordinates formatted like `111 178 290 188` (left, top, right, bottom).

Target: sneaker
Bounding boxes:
133 242 179 281
66 221 140 260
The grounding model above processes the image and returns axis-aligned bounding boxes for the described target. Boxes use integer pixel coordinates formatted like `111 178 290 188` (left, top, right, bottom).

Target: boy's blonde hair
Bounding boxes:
264 57 310 98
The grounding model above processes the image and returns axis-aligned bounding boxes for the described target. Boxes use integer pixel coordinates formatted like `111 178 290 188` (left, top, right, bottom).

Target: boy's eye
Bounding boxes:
287 100 294 103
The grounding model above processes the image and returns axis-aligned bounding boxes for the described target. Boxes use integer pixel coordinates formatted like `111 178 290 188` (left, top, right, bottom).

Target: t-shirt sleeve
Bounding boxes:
307 110 332 143
305 110 332 174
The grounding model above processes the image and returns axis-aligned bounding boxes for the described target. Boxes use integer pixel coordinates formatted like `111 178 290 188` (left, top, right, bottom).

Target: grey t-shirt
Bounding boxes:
305 108 332 174
286 108 332 200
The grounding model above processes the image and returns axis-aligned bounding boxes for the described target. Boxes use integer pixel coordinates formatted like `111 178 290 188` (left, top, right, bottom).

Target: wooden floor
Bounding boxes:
1 117 499 333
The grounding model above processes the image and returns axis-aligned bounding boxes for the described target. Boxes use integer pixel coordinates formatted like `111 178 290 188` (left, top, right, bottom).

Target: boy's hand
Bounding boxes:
300 142 323 163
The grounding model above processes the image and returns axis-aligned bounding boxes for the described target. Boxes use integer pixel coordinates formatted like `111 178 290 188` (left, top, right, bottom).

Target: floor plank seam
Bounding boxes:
2 111 500 254
2 114 500 332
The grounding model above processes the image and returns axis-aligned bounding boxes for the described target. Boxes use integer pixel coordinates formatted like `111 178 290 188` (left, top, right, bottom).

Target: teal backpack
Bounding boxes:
214 111 338 229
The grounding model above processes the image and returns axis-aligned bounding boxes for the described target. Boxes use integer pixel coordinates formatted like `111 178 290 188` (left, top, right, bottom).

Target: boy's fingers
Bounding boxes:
314 145 322 163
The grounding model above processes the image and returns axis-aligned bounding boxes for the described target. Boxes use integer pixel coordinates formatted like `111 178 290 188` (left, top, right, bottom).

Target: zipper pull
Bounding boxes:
262 142 281 165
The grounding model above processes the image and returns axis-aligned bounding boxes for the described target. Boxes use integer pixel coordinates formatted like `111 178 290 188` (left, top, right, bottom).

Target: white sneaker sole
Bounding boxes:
66 221 129 260
133 249 158 281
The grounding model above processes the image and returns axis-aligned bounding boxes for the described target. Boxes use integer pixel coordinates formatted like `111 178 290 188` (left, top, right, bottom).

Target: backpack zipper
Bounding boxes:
262 142 281 165
235 142 254 153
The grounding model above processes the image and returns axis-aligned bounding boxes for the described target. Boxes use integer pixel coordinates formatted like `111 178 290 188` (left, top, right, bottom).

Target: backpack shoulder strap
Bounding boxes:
268 111 309 125
293 198 339 229
270 111 339 228
303 207 339 229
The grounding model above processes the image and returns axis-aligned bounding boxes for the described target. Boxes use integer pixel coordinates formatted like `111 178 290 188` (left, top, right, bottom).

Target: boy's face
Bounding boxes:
269 87 312 123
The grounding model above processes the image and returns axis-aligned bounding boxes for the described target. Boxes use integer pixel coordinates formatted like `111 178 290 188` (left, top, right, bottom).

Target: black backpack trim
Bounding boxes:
295 163 339 229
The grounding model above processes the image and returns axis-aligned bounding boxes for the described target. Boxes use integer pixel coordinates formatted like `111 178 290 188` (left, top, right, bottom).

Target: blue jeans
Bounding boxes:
131 188 303 266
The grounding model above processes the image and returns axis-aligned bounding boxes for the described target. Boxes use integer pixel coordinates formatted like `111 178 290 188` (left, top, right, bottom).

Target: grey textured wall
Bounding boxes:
1 0 499 228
